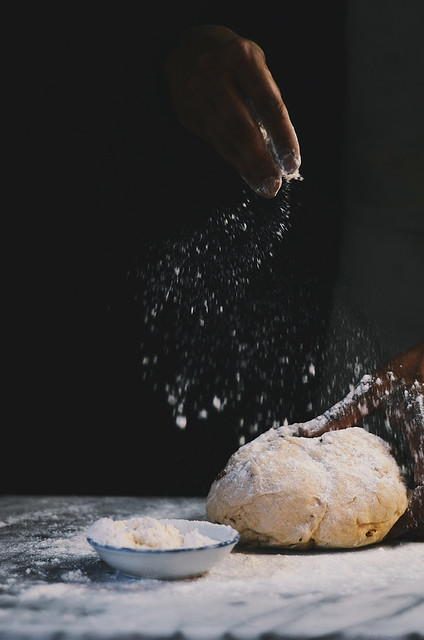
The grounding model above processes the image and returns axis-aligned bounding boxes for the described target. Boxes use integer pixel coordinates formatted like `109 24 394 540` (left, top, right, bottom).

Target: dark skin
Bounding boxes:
165 25 301 198
165 25 423 540
298 342 424 540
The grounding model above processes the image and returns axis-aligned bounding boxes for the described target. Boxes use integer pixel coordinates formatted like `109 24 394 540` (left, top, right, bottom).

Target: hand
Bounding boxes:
165 25 301 198
297 342 424 540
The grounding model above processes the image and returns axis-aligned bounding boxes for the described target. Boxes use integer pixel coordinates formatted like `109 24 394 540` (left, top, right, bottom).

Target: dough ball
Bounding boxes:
206 426 409 549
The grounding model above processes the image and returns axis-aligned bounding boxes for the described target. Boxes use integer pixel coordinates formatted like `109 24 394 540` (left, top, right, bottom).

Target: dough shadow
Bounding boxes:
233 539 407 557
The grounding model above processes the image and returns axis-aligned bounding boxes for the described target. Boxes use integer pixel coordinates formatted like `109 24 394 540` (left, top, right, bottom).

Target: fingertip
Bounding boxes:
298 427 322 438
296 416 328 438
281 150 301 180
296 422 320 437
297 426 310 437
253 175 282 198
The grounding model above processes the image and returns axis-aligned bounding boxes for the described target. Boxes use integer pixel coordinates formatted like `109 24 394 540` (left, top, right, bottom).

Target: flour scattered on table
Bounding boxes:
87 516 216 550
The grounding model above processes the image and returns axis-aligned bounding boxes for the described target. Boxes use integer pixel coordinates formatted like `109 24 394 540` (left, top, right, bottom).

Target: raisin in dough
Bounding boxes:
206 426 409 548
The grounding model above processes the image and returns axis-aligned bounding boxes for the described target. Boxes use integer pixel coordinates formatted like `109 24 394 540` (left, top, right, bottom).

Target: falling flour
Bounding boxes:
133 180 393 461
87 516 216 550
134 184 330 440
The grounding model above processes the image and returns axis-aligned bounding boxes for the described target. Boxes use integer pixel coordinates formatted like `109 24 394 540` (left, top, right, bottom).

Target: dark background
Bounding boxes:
8 2 349 495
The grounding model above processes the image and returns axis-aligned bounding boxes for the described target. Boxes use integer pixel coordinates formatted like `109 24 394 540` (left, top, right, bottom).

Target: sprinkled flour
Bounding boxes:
135 188 296 437
87 516 216 550
132 180 389 454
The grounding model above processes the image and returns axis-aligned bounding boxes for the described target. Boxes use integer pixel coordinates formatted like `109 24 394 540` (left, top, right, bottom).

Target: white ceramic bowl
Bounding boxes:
87 518 239 579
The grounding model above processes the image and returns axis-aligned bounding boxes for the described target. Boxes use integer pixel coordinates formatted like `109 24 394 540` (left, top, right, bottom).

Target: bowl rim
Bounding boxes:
86 518 239 555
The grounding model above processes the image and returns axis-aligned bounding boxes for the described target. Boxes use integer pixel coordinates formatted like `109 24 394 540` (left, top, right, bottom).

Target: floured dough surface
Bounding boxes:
206 426 409 548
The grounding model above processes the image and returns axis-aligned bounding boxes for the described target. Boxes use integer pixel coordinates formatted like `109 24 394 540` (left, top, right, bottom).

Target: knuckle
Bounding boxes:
198 37 263 72
193 37 266 89
231 37 264 63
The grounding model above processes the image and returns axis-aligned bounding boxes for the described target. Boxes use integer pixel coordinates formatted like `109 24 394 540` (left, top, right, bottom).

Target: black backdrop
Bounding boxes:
7 2 347 495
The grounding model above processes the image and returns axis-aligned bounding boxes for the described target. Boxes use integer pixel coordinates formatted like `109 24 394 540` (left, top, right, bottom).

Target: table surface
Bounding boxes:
0 495 423 640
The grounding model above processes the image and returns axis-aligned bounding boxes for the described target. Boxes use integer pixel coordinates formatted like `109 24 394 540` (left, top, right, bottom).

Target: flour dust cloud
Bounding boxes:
133 183 382 447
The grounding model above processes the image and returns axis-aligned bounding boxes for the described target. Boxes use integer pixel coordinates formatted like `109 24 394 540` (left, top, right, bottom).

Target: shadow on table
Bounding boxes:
233 539 409 557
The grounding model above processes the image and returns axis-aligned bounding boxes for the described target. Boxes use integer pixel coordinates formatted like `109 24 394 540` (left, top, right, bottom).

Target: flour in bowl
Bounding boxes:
87 516 216 550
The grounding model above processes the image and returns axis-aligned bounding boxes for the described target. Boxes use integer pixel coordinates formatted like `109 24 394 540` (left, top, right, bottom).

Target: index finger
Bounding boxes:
238 50 301 178
298 375 378 437
297 412 362 438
